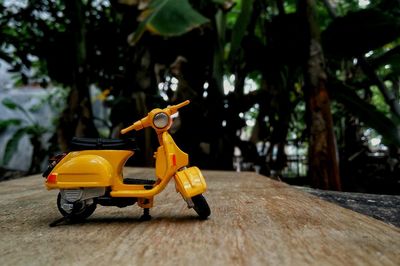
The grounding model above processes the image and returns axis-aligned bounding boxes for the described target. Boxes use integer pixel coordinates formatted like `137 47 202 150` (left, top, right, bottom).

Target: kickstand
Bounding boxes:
49 216 68 227
140 208 151 221
49 203 81 227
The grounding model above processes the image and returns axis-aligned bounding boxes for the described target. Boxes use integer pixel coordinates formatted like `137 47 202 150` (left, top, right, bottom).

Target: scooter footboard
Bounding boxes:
174 167 207 199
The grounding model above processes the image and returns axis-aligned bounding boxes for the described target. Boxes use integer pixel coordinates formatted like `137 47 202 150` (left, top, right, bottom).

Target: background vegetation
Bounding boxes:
1 0 399 194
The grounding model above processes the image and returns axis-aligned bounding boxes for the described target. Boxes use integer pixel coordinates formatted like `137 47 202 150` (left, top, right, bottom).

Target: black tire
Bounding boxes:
57 192 97 221
192 194 211 220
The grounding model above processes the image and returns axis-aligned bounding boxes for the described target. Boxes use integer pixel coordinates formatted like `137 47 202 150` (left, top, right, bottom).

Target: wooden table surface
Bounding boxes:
0 168 399 266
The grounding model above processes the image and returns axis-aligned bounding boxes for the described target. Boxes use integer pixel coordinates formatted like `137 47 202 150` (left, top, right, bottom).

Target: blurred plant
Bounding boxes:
1 98 49 174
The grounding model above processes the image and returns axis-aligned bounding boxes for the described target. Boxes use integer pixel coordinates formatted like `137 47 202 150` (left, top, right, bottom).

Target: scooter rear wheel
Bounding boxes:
57 192 97 221
192 194 211 220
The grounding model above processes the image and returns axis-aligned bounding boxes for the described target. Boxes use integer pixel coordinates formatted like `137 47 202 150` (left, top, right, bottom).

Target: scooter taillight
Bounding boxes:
47 173 57 184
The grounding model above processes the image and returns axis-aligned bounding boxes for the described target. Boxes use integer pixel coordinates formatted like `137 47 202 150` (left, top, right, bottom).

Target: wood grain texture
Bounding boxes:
0 168 399 266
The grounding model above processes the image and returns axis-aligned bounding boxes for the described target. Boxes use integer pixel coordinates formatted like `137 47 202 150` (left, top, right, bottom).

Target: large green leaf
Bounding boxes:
128 0 210 45
25 124 48 136
0 119 22 134
2 98 19 110
2 128 27 165
329 80 400 146
2 98 35 124
228 0 253 63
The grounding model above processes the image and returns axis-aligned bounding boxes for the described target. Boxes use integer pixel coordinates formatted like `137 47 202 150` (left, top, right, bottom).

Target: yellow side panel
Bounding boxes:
49 153 115 188
174 167 207 199
155 133 189 180
163 133 188 170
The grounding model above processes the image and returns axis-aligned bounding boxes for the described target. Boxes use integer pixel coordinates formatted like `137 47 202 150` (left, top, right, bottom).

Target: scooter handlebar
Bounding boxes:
120 100 190 134
120 120 144 134
167 100 190 115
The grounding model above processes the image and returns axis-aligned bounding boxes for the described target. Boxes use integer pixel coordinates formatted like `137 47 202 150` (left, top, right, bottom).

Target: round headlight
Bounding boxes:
153 113 170 129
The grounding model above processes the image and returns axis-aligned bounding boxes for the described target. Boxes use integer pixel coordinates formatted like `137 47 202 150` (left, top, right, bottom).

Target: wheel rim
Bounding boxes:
57 192 96 219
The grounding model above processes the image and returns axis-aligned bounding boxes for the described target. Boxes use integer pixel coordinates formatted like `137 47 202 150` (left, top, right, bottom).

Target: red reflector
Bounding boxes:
47 173 57 183
172 154 176 166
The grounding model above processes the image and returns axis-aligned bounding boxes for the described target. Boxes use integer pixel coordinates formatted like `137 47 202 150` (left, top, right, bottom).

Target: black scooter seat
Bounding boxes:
70 137 138 151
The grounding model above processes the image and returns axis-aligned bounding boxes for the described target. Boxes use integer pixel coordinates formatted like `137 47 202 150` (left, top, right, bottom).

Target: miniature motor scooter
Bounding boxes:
43 100 210 225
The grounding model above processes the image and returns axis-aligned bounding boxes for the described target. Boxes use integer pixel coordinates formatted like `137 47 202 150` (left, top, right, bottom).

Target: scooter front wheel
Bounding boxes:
192 194 211 220
57 192 97 221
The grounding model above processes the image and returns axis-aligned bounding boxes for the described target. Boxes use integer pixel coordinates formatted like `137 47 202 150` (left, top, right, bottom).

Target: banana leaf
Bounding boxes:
128 0 209 45
0 119 22 134
228 0 253 63
2 98 19 110
2 128 27 165
329 79 400 146
2 98 35 124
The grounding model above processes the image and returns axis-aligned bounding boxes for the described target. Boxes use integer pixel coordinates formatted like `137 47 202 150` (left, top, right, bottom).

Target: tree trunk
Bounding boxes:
299 0 341 190
58 0 98 151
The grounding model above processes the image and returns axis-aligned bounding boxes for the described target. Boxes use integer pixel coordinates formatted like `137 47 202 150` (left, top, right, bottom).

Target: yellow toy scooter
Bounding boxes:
43 100 210 225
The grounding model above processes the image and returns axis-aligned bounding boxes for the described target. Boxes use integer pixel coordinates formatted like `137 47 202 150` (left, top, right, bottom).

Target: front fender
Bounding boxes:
174 167 207 199
47 154 113 189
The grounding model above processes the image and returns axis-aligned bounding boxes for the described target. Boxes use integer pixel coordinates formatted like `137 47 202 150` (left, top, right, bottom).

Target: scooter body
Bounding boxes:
46 149 131 189
44 100 210 223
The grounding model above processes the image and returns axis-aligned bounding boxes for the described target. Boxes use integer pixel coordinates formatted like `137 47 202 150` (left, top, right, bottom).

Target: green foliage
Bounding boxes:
0 119 22 134
370 86 390 115
226 2 242 27
0 98 48 168
128 0 210 45
0 1 65 84
2 98 19 110
289 100 306 140
368 44 400 80
24 124 47 136
2 98 35 124
229 0 253 63
2 128 26 165
330 80 400 146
